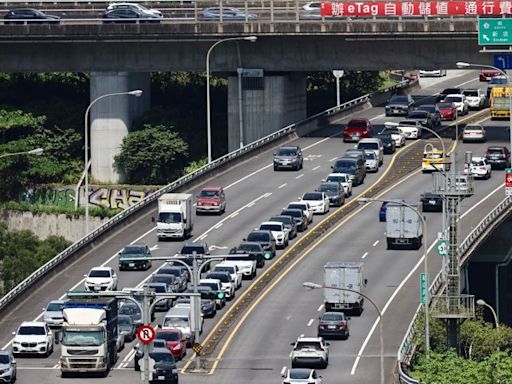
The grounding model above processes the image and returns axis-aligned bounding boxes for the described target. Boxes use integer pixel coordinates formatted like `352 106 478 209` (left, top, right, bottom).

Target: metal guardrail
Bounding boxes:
0 77 413 314
398 195 512 383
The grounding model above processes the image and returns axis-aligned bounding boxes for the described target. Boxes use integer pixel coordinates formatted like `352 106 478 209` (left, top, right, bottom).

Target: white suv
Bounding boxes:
12 322 54 356
212 263 243 289
258 221 289 248
464 157 492 179
84 267 118 291
444 94 469 115
290 337 329 369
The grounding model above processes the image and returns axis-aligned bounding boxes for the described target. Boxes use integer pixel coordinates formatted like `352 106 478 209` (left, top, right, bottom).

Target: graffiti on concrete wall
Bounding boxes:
89 188 153 210
21 188 76 208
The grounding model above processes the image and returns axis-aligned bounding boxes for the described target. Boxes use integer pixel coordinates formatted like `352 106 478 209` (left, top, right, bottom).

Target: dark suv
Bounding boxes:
178 242 210 271
230 242 267 268
317 182 345 207
485 146 510 169
385 94 414 116
244 231 277 258
273 146 303 171
281 208 308 232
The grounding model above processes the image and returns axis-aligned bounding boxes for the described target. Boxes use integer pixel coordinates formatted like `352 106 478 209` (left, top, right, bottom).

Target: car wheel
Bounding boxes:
274 165 278 171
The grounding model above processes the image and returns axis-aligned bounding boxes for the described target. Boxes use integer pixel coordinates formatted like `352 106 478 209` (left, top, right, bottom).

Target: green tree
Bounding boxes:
114 124 189 184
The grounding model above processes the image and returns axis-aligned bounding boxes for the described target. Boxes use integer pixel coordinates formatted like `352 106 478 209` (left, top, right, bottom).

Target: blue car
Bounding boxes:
201 7 257 20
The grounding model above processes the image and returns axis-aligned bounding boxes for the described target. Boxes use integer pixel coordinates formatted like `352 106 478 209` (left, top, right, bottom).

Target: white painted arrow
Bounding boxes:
149 245 160 251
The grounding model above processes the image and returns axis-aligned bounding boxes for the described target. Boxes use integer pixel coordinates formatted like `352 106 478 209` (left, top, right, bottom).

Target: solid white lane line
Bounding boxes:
278 183 287 189
214 223 223 229
350 182 505 375
247 202 255 207
307 319 315 327
231 212 239 218
329 157 338 162
361 252 369 259
312 166 321 171
281 366 287 376
372 240 379 247
296 174 304 179
317 304 324 312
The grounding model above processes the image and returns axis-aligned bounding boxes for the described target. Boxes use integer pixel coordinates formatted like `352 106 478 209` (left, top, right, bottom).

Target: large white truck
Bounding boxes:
59 298 118 377
386 202 423 250
155 193 193 240
323 261 366 315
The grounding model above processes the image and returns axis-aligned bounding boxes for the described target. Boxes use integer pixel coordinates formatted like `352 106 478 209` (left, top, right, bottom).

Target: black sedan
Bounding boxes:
317 312 350 339
102 8 162 23
407 110 434 129
378 134 396 154
317 182 345 207
416 104 442 127
420 192 443 212
4 8 60 24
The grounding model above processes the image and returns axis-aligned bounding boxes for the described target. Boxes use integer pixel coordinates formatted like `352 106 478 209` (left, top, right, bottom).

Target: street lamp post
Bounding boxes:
456 62 512 167
0 147 44 159
476 299 499 330
358 197 430 354
206 36 257 163
83 90 143 235
303 282 385 384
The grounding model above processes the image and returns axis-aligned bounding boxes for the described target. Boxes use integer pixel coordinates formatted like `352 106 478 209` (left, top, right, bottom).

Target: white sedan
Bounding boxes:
300 192 330 214
325 173 353 197
464 157 492 179
282 368 323 384
444 94 469 115
84 267 118 291
258 221 289 248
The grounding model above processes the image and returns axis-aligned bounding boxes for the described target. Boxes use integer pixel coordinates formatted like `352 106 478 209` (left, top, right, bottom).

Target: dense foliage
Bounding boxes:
0 221 70 293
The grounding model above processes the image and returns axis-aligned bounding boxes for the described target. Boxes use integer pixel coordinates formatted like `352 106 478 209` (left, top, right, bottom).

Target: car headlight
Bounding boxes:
0 368 8 374
12 342 20 346
38 341 47 345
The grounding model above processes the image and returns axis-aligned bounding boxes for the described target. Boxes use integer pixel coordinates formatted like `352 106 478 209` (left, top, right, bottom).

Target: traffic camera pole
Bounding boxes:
192 255 202 372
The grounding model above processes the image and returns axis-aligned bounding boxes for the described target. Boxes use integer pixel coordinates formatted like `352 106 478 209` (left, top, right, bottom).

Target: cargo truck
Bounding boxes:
490 87 510 119
323 261 366 315
385 202 422 250
59 297 118 377
154 193 193 240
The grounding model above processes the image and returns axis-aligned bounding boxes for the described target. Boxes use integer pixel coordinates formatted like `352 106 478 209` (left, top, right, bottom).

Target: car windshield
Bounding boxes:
46 302 64 312
318 184 338 192
214 266 234 273
463 90 478 96
282 210 301 218
150 352 175 363
122 246 145 254
277 148 297 156
357 142 378 150
334 160 355 169
445 96 462 103
379 136 392 144
344 151 363 158
260 224 282 232
163 317 188 328
382 128 400 134
62 330 102 346
199 190 219 198
290 370 311 379
303 192 322 200
119 304 141 317
365 152 376 159
246 233 269 243
18 326 45 335
270 216 290 225
157 332 180 341
465 125 483 131
409 111 427 118
472 160 485 166
151 275 172 283
490 77 508 84
180 246 204 254
436 103 453 110
0 355 9 364
390 96 408 103
200 282 219 290
443 88 460 94
347 120 367 128
89 270 111 278
322 313 344 321
159 268 179 276
147 284 166 293
208 273 229 282
418 105 436 113
157 212 182 224
488 148 505 155
295 341 322 350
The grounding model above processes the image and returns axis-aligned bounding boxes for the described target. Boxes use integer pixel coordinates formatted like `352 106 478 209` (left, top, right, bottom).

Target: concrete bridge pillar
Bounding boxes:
227 72 306 152
89 72 150 183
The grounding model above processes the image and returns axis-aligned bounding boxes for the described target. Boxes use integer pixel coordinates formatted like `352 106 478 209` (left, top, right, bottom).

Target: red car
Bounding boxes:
480 69 501 82
195 186 226 215
436 102 457 121
156 329 187 360
343 119 373 142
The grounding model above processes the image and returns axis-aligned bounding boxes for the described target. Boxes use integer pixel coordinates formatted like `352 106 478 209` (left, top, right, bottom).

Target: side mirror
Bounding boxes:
364 278 368 285
11 360 16 365
151 217 155 222
318 316 321 320
242 238 247 241
83 274 88 278
290 342 295 346
354 145 358 149
326 342 331 346
331 166 334 169
42 307 46 311
347 317 352 320
11 331 15 336
273 153 276 156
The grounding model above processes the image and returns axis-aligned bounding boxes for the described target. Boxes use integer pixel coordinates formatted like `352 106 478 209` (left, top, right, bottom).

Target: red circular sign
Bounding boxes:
137 325 156 344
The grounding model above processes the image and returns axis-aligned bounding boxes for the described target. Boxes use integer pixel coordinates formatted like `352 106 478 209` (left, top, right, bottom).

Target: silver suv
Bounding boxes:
274 146 303 171
290 337 329 368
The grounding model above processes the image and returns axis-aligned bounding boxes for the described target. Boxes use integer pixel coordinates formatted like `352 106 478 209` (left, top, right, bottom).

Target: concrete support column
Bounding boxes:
89 72 150 183
227 73 307 152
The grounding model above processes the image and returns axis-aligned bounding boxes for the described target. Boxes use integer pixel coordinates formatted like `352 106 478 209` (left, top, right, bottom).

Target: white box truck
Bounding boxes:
324 261 366 315
385 202 422 250
155 193 193 240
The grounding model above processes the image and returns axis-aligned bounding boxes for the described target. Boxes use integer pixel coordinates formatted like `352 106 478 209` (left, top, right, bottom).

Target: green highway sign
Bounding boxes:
420 273 428 305
479 19 512 45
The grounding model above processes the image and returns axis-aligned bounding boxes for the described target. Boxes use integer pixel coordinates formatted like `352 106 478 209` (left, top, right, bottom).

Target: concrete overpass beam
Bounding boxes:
227 72 306 152
89 71 150 183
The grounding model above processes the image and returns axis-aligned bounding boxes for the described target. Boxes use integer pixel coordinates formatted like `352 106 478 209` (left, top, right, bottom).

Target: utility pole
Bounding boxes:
191 254 203 372
142 285 151 384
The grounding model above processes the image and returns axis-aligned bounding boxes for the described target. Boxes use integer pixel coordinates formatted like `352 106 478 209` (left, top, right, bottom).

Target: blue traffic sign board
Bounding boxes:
494 54 512 70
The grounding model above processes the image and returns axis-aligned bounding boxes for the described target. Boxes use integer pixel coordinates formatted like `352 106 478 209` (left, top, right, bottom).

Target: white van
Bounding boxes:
356 138 384 166
162 306 202 346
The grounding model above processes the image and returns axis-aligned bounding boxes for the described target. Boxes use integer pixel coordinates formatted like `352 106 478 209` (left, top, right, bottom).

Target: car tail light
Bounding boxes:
172 344 181 351
480 166 486 170
339 321 346 328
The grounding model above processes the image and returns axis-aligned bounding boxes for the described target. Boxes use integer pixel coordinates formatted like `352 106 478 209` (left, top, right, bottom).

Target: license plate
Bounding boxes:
129 263 135 267
328 325 336 329
94 286 100 290
158 376 165 380
397 239 407 243
394 109 399 113
429 200 436 204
